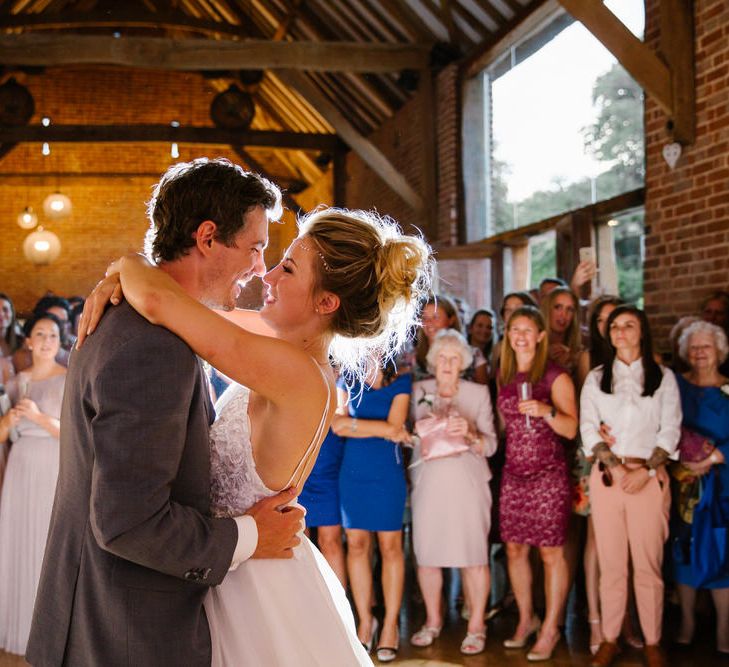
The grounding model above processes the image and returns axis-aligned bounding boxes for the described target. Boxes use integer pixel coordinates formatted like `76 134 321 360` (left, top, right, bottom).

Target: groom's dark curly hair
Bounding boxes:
145 157 282 262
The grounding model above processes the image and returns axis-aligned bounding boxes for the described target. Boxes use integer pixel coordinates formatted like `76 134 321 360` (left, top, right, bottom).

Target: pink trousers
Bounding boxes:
590 464 670 646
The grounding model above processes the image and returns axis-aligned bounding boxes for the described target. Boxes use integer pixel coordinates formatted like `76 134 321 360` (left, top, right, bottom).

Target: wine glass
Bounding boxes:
518 381 532 428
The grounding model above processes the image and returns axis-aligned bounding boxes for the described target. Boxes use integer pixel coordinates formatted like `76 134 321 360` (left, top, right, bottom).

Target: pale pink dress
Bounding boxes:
409 379 497 567
0 372 65 655
203 381 372 667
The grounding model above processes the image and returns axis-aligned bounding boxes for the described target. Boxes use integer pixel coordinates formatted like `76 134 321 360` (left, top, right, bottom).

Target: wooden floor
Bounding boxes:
1 602 721 666
1 531 723 666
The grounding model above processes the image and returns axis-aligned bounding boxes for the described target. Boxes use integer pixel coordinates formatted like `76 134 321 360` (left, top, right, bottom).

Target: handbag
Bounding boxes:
690 468 729 586
678 427 715 463
414 415 469 462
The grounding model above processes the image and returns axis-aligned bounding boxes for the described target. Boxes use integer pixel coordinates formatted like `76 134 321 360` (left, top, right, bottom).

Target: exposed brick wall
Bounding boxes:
0 67 317 314
345 64 460 246
643 0 729 348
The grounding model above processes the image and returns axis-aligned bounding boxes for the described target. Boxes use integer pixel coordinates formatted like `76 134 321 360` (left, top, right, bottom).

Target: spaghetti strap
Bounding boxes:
284 360 332 490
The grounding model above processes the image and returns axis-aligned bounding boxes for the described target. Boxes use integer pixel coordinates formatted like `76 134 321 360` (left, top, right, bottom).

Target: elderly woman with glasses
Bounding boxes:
409 329 497 656
670 320 729 656
580 305 681 667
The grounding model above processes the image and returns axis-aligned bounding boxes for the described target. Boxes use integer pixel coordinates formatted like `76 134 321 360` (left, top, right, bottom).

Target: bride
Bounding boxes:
80 207 432 666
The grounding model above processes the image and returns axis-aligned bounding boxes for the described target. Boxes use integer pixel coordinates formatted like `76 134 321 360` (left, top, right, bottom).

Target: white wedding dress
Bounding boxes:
204 381 373 666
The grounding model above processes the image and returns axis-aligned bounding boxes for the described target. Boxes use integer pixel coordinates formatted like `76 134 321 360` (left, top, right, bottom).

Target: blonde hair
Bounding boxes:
500 306 549 386
297 207 433 381
542 286 581 356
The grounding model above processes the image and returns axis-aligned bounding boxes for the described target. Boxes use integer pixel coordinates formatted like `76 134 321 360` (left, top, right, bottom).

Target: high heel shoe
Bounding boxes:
503 616 541 649
526 630 561 662
376 628 399 663
361 617 379 653
589 618 602 655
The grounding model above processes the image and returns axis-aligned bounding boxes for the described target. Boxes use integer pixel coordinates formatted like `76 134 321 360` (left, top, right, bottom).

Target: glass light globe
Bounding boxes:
23 227 62 265
17 206 38 229
43 192 72 219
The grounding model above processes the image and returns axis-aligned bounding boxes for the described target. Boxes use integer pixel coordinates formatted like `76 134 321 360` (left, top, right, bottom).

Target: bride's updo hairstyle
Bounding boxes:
297 207 433 381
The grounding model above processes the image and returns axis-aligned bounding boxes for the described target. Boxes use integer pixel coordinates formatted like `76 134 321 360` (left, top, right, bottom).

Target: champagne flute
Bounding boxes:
17 375 31 400
518 381 532 428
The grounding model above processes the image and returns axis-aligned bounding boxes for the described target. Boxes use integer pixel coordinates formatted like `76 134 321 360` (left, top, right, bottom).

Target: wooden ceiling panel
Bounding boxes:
0 0 548 207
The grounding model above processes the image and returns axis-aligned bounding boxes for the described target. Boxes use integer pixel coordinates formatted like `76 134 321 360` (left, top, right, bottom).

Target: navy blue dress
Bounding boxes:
339 374 412 531
299 429 345 527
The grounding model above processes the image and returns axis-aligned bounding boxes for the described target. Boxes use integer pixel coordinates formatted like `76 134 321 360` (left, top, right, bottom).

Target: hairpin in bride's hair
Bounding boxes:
299 239 332 272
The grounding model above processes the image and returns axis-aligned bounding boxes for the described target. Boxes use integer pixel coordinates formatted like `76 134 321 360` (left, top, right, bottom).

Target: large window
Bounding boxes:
464 1 645 239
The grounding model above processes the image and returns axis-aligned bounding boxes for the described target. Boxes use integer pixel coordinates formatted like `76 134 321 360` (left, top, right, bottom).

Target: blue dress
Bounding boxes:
299 430 345 527
339 374 412 531
673 373 729 589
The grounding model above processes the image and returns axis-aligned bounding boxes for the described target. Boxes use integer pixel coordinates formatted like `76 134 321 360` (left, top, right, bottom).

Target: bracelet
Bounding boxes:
544 406 557 422
351 418 358 433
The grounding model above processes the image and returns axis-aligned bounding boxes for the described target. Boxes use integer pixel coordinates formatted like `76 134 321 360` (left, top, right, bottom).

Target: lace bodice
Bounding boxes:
209 372 330 519
209 384 271 518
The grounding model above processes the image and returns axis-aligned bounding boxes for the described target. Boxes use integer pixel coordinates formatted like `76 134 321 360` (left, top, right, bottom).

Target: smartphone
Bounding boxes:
579 246 595 264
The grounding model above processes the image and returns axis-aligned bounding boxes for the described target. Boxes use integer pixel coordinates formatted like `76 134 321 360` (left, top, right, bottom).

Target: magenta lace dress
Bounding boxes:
497 362 571 547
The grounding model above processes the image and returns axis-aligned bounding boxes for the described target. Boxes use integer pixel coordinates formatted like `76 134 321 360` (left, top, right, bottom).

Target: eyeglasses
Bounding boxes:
598 461 613 487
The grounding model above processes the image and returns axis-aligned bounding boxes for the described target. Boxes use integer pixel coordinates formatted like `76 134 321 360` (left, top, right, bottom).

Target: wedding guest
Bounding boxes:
0 293 23 384
671 321 729 656
492 291 538 375
488 293 538 621
298 427 347 587
13 295 72 372
542 286 582 375
332 361 411 661
409 329 497 656
498 306 577 662
413 295 488 383
0 293 23 359
581 305 681 667
576 295 625 654
538 277 567 303
468 308 496 366
700 290 729 332
0 312 66 655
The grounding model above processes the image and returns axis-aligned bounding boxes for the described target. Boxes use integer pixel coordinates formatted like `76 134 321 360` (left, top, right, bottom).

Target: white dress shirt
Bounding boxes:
580 359 681 460
229 516 258 570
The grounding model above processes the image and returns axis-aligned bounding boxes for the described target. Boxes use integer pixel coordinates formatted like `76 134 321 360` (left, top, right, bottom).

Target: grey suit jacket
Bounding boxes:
26 303 238 667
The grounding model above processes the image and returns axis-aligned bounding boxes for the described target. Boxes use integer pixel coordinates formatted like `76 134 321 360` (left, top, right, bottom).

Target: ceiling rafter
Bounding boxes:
372 0 435 42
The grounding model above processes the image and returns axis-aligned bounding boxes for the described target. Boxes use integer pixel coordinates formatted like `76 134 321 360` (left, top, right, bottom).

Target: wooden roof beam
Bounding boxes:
0 6 251 38
0 33 430 72
557 0 694 143
0 124 342 151
275 69 424 213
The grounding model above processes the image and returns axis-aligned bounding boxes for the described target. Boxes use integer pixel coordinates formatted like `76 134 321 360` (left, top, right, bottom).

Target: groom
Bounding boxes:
26 158 304 667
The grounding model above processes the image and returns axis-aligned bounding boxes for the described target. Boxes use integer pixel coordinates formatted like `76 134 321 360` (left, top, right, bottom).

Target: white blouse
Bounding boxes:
580 359 682 460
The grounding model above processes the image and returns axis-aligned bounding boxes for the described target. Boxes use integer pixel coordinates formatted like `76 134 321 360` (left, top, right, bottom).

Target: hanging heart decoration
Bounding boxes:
662 142 682 170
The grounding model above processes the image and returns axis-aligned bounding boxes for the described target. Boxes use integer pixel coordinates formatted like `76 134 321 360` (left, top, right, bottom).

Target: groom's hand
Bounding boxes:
247 488 304 559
